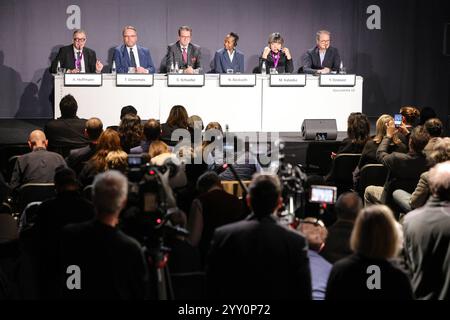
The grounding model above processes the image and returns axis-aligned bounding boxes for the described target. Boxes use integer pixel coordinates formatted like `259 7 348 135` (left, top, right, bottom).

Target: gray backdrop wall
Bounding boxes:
0 0 449 121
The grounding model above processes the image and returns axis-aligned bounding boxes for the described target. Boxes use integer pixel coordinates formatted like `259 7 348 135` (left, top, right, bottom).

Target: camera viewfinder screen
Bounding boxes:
310 186 336 204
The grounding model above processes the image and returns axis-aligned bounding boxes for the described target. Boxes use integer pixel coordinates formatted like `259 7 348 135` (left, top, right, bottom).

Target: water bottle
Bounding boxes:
339 61 346 74
111 61 116 74
56 61 62 75
174 61 179 73
261 61 267 74
170 62 175 73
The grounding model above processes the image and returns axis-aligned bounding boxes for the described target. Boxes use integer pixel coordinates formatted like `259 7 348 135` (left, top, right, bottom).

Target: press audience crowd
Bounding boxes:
0 96 449 300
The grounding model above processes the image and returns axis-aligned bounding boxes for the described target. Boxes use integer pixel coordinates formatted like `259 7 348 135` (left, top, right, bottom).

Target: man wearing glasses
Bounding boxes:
165 25 202 74
50 29 103 74
301 30 341 74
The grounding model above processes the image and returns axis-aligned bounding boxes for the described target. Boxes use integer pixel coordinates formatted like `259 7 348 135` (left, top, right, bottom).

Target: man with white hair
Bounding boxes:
402 161 450 300
60 171 148 299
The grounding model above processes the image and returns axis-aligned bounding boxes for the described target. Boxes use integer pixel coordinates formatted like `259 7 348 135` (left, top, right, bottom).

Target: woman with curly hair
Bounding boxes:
79 129 122 186
118 113 143 153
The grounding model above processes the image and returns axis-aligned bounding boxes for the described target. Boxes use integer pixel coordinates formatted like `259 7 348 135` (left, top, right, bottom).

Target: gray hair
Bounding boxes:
72 29 86 38
316 30 331 41
428 161 450 201
122 25 137 36
92 170 128 214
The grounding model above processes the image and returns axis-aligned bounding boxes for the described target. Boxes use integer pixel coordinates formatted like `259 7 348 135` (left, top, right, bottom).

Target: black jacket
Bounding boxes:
259 50 293 74
302 46 341 74
326 253 413 300
60 220 148 299
44 117 90 149
206 214 312 299
50 45 98 73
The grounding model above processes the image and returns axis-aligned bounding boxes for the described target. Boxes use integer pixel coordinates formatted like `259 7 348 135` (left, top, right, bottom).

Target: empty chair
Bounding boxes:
305 142 340 176
357 164 388 198
6 156 20 183
18 201 42 231
0 202 12 215
330 153 362 194
15 183 55 214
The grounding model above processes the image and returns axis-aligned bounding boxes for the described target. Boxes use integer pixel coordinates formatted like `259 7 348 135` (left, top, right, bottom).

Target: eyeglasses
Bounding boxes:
73 38 86 42
319 40 330 44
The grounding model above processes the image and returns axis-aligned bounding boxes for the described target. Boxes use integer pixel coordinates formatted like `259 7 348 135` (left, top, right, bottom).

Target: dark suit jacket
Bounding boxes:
358 138 407 169
213 48 244 73
50 45 98 74
60 220 148 299
206 214 312 300
259 51 293 74
44 117 90 150
65 143 97 175
302 46 341 74
113 45 155 74
376 136 429 203
403 196 450 300
165 41 201 71
320 220 354 263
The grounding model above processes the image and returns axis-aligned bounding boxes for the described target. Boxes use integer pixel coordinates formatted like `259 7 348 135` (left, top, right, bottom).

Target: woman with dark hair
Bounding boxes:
338 112 371 154
325 113 370 184
118 113 143 153
161 105 189 146
259 32 293 74
213 32 245 74
325 205 413 300
79 129 122 186
400 105 420 129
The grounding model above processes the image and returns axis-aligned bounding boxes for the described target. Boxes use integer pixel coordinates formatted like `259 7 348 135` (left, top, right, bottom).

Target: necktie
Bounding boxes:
130 48 137 67
182 48 187 64
76 51 81 69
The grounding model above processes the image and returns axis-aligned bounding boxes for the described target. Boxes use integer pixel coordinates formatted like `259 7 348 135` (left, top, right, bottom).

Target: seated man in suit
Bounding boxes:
44 94 90 152
113 26 155 74
165 25 201 74
206 174 312 300
364 125 430 206
213 32 244 73
65 117 103 175
9 130 66 190
50 29 103 74
302 30 341 74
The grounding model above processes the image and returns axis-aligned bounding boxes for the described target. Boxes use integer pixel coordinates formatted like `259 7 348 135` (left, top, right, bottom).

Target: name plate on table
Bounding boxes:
319 74 356 87
167 74 205 87
64 74 102 86
116 74 154 87
219 74 256 87
270 74 306 87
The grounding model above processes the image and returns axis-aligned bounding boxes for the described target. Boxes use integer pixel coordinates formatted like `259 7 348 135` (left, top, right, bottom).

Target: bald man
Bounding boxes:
10 130 66 190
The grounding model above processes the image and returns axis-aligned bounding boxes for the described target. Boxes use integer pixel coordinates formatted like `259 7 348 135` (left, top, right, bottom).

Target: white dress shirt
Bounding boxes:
127 45 141 68
73 47 86 73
